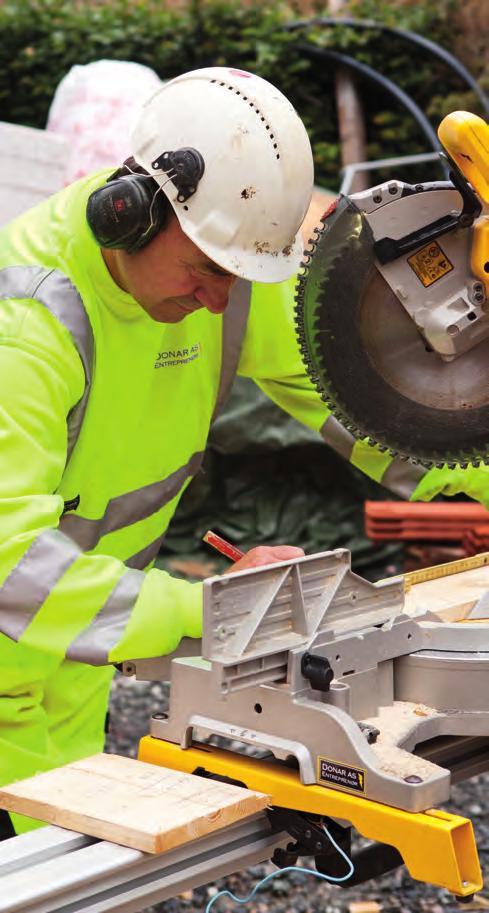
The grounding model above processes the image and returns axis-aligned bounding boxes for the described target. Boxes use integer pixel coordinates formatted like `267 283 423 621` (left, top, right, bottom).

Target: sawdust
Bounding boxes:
364 701 442 781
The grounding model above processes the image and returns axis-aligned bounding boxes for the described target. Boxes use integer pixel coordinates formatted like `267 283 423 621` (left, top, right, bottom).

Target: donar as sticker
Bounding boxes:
318 758 366 793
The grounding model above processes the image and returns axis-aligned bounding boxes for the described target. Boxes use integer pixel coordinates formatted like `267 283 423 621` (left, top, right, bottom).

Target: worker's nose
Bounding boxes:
194 276 236 314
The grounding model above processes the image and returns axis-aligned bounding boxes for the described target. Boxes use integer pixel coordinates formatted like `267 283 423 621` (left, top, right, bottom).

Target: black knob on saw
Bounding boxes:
301 653 334 692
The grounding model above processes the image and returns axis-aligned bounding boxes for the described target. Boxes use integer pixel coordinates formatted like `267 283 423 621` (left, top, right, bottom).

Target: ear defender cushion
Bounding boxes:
86 174 164 252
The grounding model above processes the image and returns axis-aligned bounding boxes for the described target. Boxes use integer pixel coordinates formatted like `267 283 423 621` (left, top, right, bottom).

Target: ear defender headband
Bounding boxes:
86 149 205 253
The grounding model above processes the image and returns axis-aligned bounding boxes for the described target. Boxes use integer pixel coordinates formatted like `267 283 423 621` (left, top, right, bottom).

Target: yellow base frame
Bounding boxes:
139 736 482 897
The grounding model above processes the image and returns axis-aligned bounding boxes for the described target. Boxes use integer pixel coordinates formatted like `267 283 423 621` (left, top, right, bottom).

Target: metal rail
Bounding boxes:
0 815 288 913
1 734 488 911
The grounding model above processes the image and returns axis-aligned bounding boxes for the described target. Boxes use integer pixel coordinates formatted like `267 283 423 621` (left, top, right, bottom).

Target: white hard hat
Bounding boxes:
132 66 314 283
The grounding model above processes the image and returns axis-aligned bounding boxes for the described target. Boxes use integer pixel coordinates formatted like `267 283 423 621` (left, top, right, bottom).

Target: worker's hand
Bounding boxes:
224 545 305 575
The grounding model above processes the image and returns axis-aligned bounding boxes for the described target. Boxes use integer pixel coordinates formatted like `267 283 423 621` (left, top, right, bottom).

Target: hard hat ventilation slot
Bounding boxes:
210 78 281 160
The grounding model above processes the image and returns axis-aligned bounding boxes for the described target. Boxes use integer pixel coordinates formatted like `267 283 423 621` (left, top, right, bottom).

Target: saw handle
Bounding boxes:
438 111 489 298
438 111 489 205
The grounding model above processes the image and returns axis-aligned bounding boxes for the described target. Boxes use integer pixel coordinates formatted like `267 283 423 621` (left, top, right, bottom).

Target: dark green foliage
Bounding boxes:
0 0 484 190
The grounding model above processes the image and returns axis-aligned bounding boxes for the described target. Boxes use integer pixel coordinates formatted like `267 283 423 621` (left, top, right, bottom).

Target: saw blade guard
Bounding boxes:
295 183 489 468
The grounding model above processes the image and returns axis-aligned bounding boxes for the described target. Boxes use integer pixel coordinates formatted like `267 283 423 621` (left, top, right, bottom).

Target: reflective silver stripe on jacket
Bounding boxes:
319 414 355 461
211 279 252 421
0 525 144 664
126 533 167 570
0 529 79 641
379 457 426 500
0 265 94 460
67 569 143 665
320 414 426 498
60 450 205 553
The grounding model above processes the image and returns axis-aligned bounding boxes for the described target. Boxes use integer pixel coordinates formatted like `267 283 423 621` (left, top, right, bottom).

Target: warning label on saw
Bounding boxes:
407 241 454 287
318 758 366 793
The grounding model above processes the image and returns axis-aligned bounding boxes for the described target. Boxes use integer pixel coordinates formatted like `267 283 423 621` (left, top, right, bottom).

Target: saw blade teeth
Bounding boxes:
294 212 489 471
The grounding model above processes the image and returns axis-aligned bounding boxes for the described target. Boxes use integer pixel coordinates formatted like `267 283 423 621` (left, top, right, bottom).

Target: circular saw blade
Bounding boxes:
295 195 489 468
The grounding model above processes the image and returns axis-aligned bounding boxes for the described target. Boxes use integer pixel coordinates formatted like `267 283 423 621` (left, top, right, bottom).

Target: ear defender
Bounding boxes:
86 173 166 253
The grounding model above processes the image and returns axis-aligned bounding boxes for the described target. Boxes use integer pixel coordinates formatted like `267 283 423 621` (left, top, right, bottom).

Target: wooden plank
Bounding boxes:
0 753 269 854
403 564 489 621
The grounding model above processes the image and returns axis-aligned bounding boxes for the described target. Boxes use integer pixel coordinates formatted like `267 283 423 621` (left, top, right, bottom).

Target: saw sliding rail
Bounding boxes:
0 814 289 913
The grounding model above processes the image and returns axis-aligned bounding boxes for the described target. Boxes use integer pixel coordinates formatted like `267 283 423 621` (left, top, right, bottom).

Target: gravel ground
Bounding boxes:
105 675 489 913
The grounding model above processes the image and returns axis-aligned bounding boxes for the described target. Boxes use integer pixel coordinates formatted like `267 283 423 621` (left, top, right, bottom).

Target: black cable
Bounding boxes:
285 17 489 117
296 44 450 178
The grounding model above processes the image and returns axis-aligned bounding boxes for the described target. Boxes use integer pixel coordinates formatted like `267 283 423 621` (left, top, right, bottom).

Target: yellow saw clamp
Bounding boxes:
128 549 489 900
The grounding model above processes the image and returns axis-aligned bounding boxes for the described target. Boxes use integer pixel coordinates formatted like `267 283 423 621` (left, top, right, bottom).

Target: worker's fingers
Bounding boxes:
224 544 305 575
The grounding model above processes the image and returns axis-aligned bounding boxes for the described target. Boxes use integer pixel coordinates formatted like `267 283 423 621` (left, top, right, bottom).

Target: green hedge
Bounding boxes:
0 0 486 190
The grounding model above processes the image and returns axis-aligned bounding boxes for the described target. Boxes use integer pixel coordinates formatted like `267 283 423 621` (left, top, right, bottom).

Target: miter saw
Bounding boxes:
295 110 489 468
131 548 489 902
3 550 489 912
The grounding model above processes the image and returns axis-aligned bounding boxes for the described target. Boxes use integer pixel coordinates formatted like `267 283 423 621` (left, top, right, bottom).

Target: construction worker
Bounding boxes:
0 66 319 840
0 66 476 841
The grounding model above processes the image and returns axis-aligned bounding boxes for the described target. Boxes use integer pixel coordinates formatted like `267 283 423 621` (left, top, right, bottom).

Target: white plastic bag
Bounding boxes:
46 59 163 183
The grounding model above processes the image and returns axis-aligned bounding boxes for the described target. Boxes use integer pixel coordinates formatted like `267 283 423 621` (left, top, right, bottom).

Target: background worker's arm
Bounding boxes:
410 463 489 509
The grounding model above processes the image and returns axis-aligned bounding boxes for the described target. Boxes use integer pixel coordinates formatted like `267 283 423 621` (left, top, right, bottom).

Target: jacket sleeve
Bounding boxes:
411 464 489 508
239 279 428 500
0 297 202 666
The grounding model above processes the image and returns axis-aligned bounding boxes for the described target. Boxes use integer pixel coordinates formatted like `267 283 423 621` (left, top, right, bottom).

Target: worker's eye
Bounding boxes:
188 262 230 280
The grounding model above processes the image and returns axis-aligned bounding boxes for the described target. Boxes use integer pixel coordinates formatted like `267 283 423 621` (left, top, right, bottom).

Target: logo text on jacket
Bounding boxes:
154 343 201 369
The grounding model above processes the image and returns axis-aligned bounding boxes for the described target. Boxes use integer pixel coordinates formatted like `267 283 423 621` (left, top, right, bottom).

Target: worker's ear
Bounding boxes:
86 159 170 253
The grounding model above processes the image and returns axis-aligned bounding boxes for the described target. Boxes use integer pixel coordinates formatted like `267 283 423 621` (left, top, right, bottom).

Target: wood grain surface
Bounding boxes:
0 752 269 853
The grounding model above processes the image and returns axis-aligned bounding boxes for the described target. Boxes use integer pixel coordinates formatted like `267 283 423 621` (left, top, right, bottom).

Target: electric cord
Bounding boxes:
204 823 354 913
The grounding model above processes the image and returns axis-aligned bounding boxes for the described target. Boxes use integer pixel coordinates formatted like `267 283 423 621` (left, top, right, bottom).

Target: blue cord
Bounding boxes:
204 824 354 913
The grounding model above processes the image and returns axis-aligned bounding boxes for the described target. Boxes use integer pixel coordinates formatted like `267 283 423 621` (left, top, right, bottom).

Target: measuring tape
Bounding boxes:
400 551 489 591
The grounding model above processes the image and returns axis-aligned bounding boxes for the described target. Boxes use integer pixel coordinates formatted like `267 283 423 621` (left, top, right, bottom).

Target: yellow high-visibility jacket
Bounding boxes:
0 170 484 832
